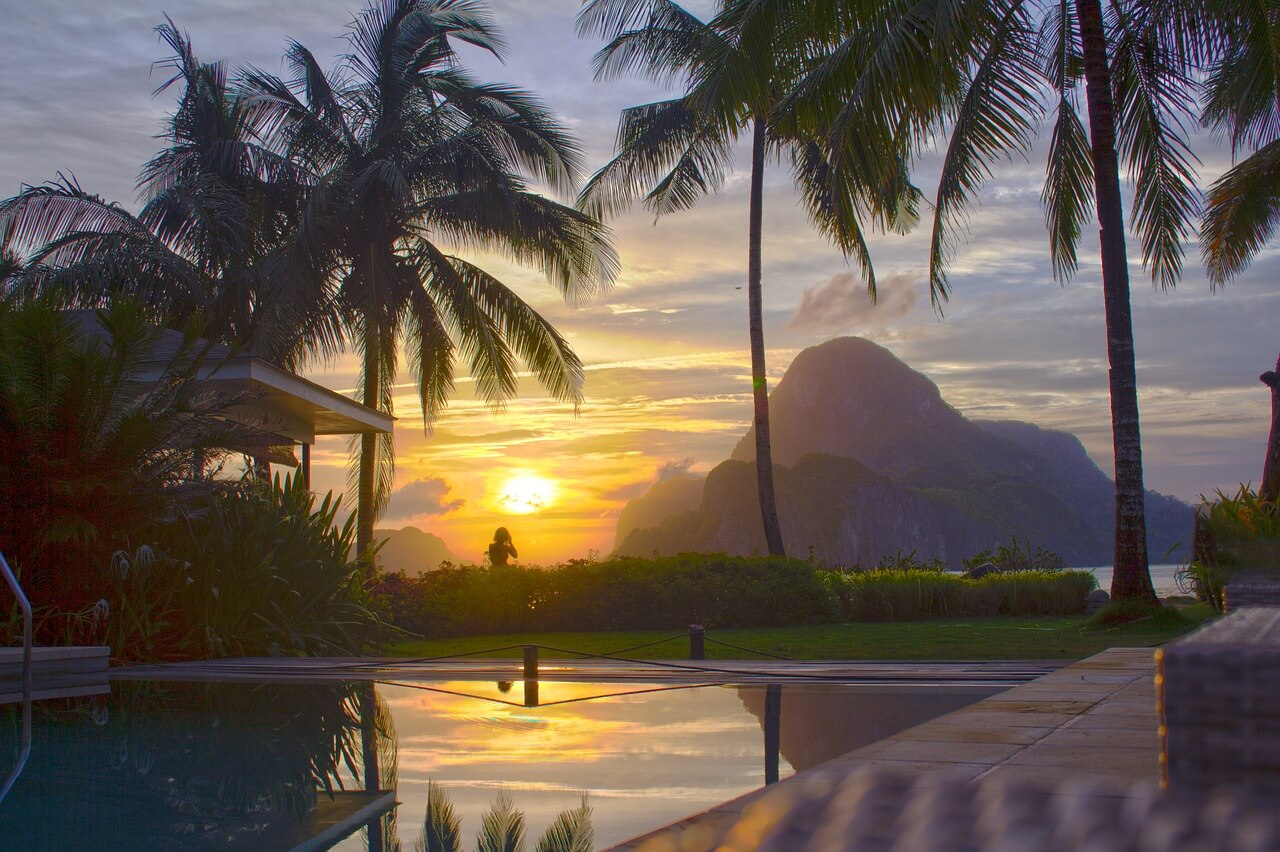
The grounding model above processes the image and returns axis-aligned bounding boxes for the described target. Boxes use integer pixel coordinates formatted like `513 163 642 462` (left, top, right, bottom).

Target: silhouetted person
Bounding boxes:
488 527 518 566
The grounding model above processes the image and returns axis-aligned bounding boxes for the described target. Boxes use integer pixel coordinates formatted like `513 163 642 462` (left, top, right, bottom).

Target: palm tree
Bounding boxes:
576 0 918 557
416 782 593 852
0 20 339 369
245 0 617 555
1197 2 1280 502
781 0 1204 602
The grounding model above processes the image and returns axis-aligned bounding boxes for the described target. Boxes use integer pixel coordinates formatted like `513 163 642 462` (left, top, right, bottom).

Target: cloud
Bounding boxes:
386 477 465 519
789 272 920 333
657 457 696 481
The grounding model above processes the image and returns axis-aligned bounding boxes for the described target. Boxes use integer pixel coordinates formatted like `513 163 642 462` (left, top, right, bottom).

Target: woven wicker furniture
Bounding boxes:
1157 606 1280 794
698 765 1280 852
1225 575 1280 610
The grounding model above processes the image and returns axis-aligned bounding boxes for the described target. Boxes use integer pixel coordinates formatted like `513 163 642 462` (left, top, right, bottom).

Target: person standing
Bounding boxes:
488 527 518 566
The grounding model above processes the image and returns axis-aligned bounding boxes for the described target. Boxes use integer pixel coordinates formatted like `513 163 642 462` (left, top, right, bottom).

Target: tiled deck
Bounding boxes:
611 647 1158 851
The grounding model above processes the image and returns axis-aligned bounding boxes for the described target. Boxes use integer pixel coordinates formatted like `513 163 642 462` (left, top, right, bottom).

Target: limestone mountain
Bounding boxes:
613 473 704 551
616 337 1191 566
373 526 459 575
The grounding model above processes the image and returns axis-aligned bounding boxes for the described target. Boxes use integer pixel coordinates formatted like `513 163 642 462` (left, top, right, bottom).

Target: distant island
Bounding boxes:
372 526 460 575
616 337 1192 567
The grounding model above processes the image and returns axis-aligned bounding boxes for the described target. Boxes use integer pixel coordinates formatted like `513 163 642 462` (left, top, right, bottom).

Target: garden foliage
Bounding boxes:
1189 485 1280 610
108 473 387 661
372 555 1096 639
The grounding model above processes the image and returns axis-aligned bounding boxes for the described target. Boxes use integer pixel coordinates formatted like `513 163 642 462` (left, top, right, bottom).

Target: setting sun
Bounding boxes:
496 473 558 515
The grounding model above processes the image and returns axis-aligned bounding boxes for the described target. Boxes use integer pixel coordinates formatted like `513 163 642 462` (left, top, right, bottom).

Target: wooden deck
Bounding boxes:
609 647 1159 851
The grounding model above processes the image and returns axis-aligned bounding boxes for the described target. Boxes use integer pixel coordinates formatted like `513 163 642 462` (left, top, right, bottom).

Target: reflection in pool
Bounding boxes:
0 679 1001 849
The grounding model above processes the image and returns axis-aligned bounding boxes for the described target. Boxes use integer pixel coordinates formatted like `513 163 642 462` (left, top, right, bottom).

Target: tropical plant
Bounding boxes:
108 471 389 661
963 538 1067 573
1189 484 1280 611
0 20 338 369
0 298 239 640
416 783 593 852
772 0 1207 602
575 0 919 557
242 0 617 555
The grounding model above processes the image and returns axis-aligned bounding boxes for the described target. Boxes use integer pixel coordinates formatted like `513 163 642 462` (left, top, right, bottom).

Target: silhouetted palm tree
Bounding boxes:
246 0 617 554
0 20 338 369
576 0 918 556
1196 2 1280 501
787 0 1204 602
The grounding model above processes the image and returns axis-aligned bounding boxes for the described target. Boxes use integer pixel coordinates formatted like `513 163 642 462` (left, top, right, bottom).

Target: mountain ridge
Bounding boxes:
617 336 1191 566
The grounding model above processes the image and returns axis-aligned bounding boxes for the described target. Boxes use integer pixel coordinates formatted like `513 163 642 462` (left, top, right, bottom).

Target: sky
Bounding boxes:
2 0 1277 563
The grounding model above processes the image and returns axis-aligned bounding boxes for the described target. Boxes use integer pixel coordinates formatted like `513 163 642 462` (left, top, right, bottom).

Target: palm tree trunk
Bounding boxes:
1078 0 1156 604
357 324 379 559
747 115 786 557
1261 353 1280 503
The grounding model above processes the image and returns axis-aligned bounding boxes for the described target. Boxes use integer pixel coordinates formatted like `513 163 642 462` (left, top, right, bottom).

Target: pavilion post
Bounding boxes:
301 442 311 489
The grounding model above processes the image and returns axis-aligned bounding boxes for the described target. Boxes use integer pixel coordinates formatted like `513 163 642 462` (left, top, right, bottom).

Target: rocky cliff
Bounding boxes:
373 526 459 574
616 337 1191 566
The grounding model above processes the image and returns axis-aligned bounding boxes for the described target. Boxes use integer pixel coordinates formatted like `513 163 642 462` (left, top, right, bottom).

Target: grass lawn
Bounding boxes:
388 607 1214 662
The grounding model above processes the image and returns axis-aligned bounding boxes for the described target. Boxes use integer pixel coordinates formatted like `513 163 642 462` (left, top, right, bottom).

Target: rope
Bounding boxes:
596 633 689 657
703 636 794 660
339 644 530 670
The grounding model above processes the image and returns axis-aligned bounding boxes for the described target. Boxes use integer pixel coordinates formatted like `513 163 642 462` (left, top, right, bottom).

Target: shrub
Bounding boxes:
1192 485 1280 611
0 299 244 636
963 537 1067 573
106 473 388 661
824 569 1096 621
371 554 839 638
373 557 1095 638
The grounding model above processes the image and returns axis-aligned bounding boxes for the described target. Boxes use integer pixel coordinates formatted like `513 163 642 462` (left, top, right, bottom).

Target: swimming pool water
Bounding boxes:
0 679 1002 850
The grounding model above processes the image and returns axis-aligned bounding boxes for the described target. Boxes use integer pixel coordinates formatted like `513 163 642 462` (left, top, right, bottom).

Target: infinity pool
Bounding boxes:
0 678 1002 850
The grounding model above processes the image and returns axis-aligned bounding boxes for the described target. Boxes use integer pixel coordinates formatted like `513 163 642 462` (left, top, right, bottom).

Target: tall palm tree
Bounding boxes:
1197 2 1280 502
0 20 339 369
780 0 1203 602
245 0 617 555
576 0 917 557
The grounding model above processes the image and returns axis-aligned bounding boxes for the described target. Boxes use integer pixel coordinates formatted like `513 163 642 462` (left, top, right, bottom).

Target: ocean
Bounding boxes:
1082 563 1188 598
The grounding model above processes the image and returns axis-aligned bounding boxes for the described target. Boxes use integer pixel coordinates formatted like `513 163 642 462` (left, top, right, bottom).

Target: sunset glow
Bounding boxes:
6 0 1276 568
495 474 559 515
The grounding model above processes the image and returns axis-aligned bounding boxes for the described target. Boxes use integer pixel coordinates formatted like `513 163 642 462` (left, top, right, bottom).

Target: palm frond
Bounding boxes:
1201 139 1280 286
928 0 1041 305
1110 0 1200 290
579 98 730 220
415 780 462 852
533 797 594 852
476 790 525 852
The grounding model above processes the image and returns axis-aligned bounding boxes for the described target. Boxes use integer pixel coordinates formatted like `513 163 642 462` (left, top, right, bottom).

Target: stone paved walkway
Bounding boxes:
611 648 1159 851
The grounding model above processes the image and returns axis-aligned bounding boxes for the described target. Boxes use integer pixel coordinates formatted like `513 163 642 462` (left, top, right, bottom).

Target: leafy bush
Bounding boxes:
373 556 1095 638
372 554 840 638
824 569 1096 621
962 538 1067 573
1192 485 1280 611
106 473 388 661
870 550 948 572
0 299 241 634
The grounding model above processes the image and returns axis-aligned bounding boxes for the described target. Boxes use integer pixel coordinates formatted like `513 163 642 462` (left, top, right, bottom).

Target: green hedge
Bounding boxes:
372 555 1096 638
824 569 1096 621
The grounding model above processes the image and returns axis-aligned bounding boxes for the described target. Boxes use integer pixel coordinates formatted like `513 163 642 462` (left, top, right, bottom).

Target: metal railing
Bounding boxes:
0 551 32 804
0 552 31 703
